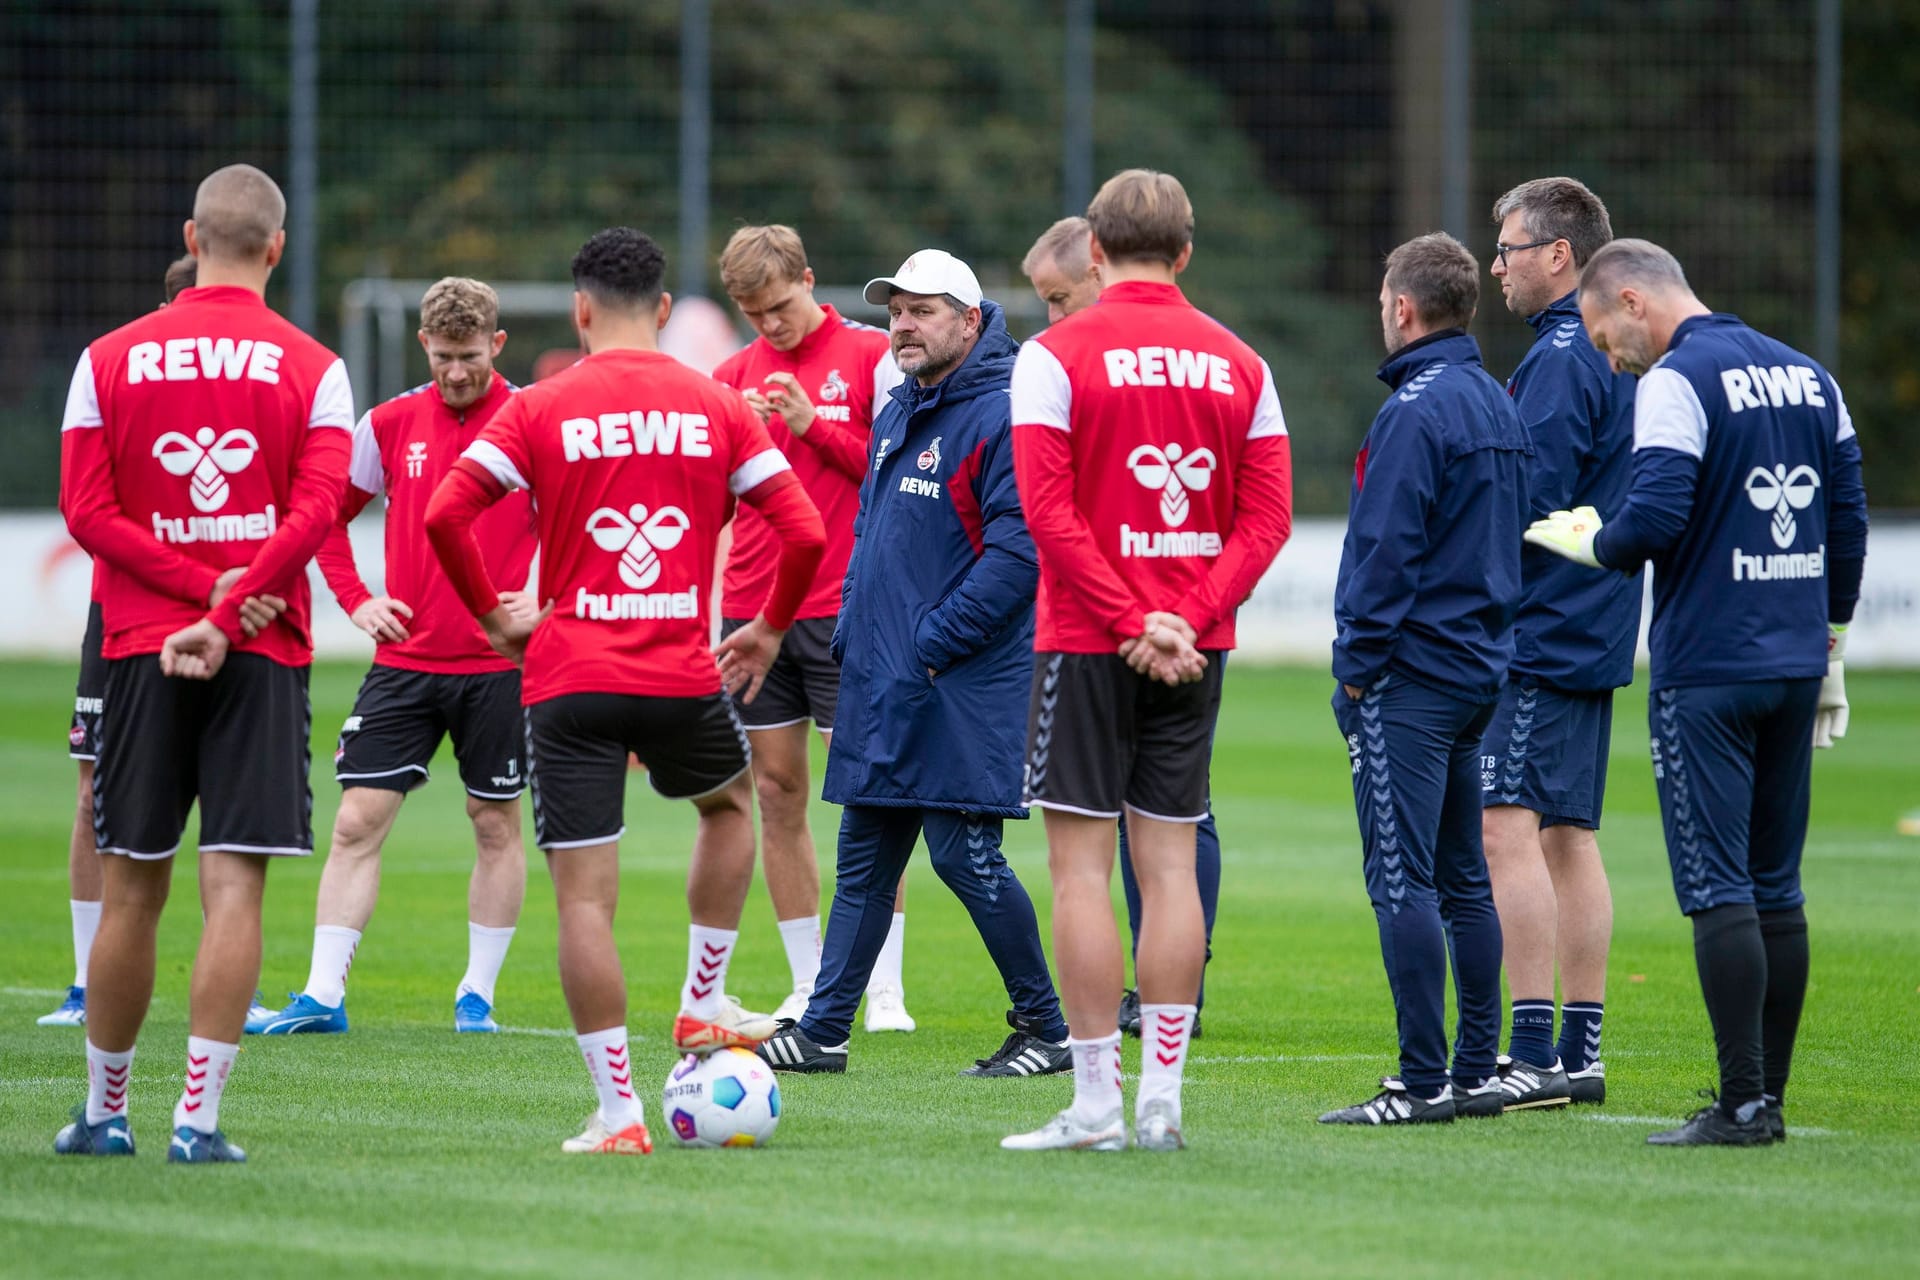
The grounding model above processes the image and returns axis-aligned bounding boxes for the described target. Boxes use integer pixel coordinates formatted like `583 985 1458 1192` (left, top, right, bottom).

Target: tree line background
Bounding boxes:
3 0 1913 514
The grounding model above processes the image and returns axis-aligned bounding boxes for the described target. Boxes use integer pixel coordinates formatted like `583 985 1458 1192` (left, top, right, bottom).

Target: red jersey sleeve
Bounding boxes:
795 408 869 482
59 349 222 607
1009 340 1149 645
738 471 826 629
315 409 386 617
724 400 823 629
425 460 508 617
1175 365 1293 632
205 360 355 639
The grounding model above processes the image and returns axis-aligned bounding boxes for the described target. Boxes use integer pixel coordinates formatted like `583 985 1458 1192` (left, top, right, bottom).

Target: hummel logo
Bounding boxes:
405 440 428 478
585 503 691 590
1744 463 1821 549
153 426 259 512
1126 442 1216 527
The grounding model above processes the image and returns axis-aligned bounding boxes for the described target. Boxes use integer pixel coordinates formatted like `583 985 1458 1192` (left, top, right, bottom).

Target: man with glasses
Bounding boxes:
1479 178 1641 1110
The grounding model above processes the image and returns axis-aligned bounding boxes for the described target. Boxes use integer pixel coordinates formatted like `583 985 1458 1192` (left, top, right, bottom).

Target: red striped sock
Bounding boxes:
173 1036 237 1135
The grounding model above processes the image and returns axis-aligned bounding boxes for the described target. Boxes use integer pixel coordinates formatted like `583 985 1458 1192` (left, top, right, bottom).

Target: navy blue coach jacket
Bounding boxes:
825 301 1035 817
1508 291 1642 692
1333 330 1533 701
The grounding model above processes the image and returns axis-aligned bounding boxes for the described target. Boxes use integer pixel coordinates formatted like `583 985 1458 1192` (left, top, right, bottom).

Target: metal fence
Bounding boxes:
2 0 1850 514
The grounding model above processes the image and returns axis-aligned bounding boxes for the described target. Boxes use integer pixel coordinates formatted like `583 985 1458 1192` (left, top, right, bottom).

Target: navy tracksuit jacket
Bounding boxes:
1332 329 1531 1093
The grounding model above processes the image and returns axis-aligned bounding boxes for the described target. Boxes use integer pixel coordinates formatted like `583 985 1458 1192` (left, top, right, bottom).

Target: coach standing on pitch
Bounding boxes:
1527 239 1868 1146
1479 178 1640 1110
756 250 1072 1080
1005 170 1293 1152
56 163 354 1162
1323 233 1530 1126
711 226 910 1032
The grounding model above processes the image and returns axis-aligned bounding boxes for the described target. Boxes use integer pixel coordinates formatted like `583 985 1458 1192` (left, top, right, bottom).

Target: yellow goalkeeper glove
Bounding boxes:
1523 506 1604 568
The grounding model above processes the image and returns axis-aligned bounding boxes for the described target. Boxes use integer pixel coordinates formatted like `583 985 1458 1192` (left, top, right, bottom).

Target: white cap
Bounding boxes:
863 248 983 309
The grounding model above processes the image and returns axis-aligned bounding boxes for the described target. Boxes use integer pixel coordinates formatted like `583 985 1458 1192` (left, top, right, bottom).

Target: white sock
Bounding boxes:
1137 1003 1196 1121
1067 1032 1124 1127
867 912 906 993
777 916 820 991
681 925 737 1019
173 1036 238 1135
70 899 102 989
457 923 516 1006
85 1041 133 1125
303 925 361 1008
576 1025 642 1129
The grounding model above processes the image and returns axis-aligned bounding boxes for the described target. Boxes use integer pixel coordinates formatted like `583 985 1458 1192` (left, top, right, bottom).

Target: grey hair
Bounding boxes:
1579 238 1691 305
1022 216 1092 279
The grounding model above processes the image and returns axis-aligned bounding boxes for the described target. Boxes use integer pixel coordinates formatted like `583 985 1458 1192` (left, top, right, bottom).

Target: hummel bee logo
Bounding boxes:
1744 463 1821 549
406 440 428 478
586 503 691 590
1127 442 1217 527
153 427 259 512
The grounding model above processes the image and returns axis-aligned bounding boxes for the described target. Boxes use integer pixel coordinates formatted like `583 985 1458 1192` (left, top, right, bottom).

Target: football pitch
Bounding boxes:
2 660 1917 1278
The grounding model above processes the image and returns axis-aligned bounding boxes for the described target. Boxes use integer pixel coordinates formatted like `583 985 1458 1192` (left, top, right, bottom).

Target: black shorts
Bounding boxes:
93 653 313 860
524 692 751 849
719 616 839 731
69 602 106 761
1023 651 1224 823
334 665 526 799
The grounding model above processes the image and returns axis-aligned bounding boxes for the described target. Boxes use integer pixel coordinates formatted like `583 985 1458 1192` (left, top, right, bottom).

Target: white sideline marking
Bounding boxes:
1583 1113 1838 1137
1189 1053 1379 1065
1 986 69 999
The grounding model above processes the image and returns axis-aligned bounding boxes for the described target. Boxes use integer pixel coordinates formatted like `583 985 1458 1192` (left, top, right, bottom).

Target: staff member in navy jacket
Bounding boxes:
1479 177 1641 1111
1324 233 1532 1126
756 250 1071 1079
1528 239 1868 1147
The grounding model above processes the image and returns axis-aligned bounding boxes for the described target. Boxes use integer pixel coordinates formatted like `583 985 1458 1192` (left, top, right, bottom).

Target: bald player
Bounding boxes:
55 164 354 1162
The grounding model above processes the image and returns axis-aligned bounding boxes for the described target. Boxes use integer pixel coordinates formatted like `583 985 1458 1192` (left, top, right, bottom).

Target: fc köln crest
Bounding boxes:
917 436 943 473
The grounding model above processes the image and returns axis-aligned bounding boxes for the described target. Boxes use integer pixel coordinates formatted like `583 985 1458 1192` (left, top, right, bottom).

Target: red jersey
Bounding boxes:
1009 281 1293 652
460 348 798 703
59 285 354 664
316 373 537 675
712 306 894 620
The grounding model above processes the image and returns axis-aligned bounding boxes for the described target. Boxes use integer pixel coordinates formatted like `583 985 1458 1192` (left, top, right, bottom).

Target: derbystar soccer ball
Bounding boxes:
662 1048 781 1148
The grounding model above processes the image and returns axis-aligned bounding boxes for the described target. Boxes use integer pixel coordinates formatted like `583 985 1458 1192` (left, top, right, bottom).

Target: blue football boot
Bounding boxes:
37 986 86 1027
454 991 499 1033
248 992 347 1035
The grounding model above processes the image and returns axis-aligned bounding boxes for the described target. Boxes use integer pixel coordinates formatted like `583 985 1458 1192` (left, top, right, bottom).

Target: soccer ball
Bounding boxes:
662 1048 781 1148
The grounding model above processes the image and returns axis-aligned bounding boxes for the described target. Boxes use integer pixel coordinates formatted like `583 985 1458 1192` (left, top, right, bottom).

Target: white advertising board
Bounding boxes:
3 513 1915 667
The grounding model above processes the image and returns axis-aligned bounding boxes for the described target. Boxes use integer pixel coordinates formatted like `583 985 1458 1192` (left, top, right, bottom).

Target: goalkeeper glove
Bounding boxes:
1813 623 1849 749
1522 506 1604 568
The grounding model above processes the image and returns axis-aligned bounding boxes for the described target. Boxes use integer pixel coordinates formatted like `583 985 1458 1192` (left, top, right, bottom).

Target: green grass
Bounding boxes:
3 661 1918 1278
